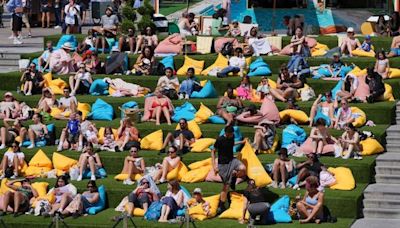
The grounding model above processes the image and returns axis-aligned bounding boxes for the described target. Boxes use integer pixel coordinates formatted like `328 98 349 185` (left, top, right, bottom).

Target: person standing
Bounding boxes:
21 0 32 37
63 0 80 34
40 0 52 28
0 0 5 28
211 126 246 213
6 0 24 45
54 0 62 29
222 0 231 23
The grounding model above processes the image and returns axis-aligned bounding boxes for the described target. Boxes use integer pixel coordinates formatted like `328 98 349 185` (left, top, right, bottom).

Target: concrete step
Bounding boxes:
375 174 400 184
364 199 400 210
386 125 400 133
0 66 20 73
386 134 400 140
0 59 20 66
363 208 400 219
385 147 400 153
376 153 400 166
375 166 400 175
352 218 400 228
364 183 400 200
0 53 20 59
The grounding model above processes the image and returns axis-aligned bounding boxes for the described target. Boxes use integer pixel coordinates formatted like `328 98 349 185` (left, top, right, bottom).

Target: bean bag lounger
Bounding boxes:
235 97 280 125
279 109 309 124
166 161 189 181
350 107 367 128
21 124 55 147
105 53 128 75
279 37 317 55
378 83 395 101
140 130 163 150
208 115 225 124
351 48 375 58
55 35 78 50
266 195 292 223
348 67 367 77
181 165 211 183
311 42 329 57
189 194 220 220
176 56 205 76
201 53 228 76
219 192 249 219
52 152 78 176
154 34 183 55
282 124 307 148
86 185 106 215
190 138 216 152
194 103 214 124
171 102 196 122
327 167 355 190
237 141 272 187
98 127 118 144
214 37 240 53
360 137 384 156
388 68 400 78
24 149 53 177
331 80 344 100
190 80 217 98
247 57 272 76
354 75 370 102
160 55 175 70
299 137 336 155
87 99 114 121
89 79 109 96
120 101 139 119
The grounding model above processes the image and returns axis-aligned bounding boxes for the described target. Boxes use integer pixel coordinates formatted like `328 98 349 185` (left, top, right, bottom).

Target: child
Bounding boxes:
360 35 373 52
100 127 117 152
217 47 246 78
236 76 252 100
374 50 390 79
256 77 271 100
83 123 99 147
67 113 80 150
225 20 241 37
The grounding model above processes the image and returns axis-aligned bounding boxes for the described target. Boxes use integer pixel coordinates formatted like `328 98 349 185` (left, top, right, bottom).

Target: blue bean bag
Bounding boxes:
160 56 175 70
282 124 306 148
340 65 354 77
22 124 55 147
176 186 191 216
211 126 243 153
313 65 331 79
89 79 109 96
288 175 298 186
83 167 107 179
87 99 114 121
267 195 292 223
55 35 78 50
86 185 106 215
190 81 217 98
120 101 139 119
248 57 272 76
331 80 344 100
96 38 118 53
171 102 196 122
314 108 331 127
208 115 225 124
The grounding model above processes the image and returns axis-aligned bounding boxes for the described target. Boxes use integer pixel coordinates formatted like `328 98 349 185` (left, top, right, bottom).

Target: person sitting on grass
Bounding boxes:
118 146 145 185
69 63 93 96
387 35 400 57
293 153 324 190
44 175 77 217
310 118 338 155
252 119 276 154
240 179 270 225
0 178 38 217
157 67 179 100
296 176 324 224
61 180 100 218
270 148 296 189
99 126 117 152
178 67 201 100
340 27 361 57
187 188 210 216
236 76 253 100
160 119 195 155
0 143 24 179
309 93 335 128
336 74 358 103
276 65 303 101
20 63 43 96
53 88 77 120
217 47 246 78
38 41 54 72
225 20 241 37
158 180 185 223
93 6 119 54
338 123 362 160
19 113 48 149
365 68 385 103
153 146 181 184
115 117 140 152
145 89 174 126
56 112 81 151
118 28 136 54
132 46 155 76
37 88 56 114
0 119 24 150
216 87 244 126
374 50 390 79
77 29 96 54
77 144 103 182
334 100 354 130
0 92 21 120
134 27 158 54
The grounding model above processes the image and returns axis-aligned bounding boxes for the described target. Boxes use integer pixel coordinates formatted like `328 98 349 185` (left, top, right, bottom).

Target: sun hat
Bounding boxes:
61 42 73 50
193 188 202 194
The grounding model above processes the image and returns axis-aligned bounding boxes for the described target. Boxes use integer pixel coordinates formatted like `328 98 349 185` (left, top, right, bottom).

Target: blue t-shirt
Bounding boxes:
67 120 80 135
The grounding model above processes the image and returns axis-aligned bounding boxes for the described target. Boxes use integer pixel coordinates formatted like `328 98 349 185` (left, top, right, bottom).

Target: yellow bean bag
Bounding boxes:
166 161 189 181
388 68 400 78
43 72 53 87
50 107 68 118
0 178 21 194
31 182 49 197
77 102 91 120
378 83 395 101
188 158 212 170
52 152 78 174
176 56 205 76
238 142 272 187
351 107 366 127
201 53 228 76
194 103 214 124
25 166 52 177
97 127 119 144
219 192 249 219
348 67 367 77
328 167 355 191
311 42 329 57
279 109 309 124
189 194 220 220
126 206 145 216
114 173 143 181
190 138 216 152
361 22 375 35
351 49 375 58
258 135 279 154
140 130 163 150
48 78 68 95
175 120 202 139
181 165 211 183
360 138 384 156
28 149 53 169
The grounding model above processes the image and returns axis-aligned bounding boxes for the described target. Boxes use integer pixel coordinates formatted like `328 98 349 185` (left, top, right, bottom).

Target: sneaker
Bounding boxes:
57 145 63 152
123 179 135 185
185 94 189 100
342 150 351 159
0 174 5 179
27 144 34 149
77 145 83 152
77 175 82 181
0 144 5 150
28 33 32 38
90 175 96 181
292 184 300 190
13 39 23 45
8 35 15 39
25 92 32 96
54 26 61 29
178 93 184 100
10 174 17 179
269 181 278 188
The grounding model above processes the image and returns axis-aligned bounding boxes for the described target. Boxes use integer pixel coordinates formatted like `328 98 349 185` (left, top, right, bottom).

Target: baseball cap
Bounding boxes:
365 35 371 40
347 27 354 33
193 188 202 194
4 92 13 97
333 52 340 57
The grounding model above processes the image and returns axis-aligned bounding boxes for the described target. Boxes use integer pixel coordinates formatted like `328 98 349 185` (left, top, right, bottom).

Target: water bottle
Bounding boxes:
16 86 20 94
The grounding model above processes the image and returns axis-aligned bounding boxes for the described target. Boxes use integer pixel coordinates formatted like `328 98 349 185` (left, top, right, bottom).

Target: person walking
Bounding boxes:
6 0 24 45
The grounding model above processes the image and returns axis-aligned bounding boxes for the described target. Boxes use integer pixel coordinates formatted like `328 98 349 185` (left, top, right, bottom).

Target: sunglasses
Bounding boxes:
179 122 186 125
341 103 347 105
168 150 176 154
12 145 18 148
87 185 94 188
141 182 149 185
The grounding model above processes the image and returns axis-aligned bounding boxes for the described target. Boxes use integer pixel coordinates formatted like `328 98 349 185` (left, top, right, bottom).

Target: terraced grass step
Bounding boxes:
13 147 377 184
0 208 355 228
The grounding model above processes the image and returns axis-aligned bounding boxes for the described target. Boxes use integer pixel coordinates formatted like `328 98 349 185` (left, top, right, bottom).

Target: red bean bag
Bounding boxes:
235 98 280 124
354 75 370 102
154 34 183 54
299 137 336 155
214 37 240 53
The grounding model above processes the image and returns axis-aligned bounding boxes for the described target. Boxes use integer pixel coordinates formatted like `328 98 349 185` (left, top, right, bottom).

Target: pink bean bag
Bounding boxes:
235 98 280 124
214 37 240 53
154 34 183 54
279 37 317 55
299 137 336 155
354 75 370 102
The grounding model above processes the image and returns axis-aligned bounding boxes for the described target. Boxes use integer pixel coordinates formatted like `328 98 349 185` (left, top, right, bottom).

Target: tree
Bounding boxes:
137 0 156 32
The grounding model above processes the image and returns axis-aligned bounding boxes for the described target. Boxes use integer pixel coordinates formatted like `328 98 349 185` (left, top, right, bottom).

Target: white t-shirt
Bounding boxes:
4 151 25 166
229 56 246 68
59 96 77 110
75 72 91 81
157 76 179 90
64 4 80 25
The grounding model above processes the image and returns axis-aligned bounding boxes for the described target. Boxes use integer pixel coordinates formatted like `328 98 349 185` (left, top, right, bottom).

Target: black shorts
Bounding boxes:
41 6 51 13
12 14 23 32
68 133 79 144
128 192 151 208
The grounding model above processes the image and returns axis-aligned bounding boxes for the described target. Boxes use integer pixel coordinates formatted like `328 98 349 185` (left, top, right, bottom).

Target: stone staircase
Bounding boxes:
0 52 21 73
352 102 400 227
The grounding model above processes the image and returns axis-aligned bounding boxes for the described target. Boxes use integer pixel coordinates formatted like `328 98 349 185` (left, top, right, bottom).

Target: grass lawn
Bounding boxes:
159 0 201 16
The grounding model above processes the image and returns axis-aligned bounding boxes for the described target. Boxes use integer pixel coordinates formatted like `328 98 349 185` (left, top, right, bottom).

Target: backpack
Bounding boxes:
221 42 233 56
144 201 163 221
